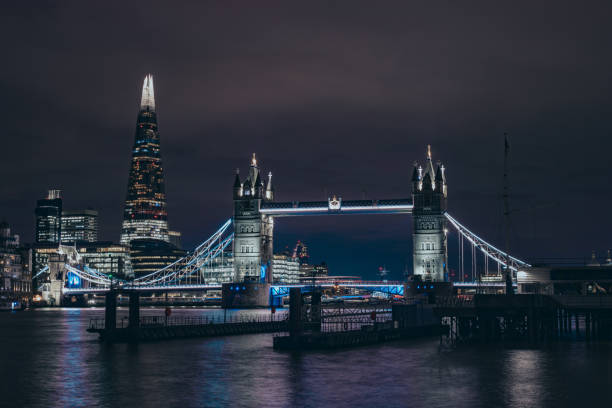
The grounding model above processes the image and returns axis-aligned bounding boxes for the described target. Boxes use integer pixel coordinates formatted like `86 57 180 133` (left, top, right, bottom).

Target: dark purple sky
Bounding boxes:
2 1 612 278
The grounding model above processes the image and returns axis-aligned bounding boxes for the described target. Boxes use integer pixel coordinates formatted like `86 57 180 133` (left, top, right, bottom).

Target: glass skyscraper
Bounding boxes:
61 209 98 243
35 189 62 244
120 75 171 245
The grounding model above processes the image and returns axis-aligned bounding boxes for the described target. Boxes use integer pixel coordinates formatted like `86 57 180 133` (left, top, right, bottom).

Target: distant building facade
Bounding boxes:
168 230 182 249
299 262 329 282
61 209 98 243
77 242 133 278
35 189 62 244
31 241 134 286
271 254 300 284
35 190 99 245
129 239 185 278
0 222 32 301
201 256 234 284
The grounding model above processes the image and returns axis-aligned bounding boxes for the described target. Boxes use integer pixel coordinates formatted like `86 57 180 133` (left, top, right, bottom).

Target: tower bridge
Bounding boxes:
232 145 448 284
38 146 530 307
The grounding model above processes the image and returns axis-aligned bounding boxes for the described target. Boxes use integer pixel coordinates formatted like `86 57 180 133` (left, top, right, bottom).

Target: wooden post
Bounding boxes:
311 289 322 332
575 313 580 338
586 313 591 340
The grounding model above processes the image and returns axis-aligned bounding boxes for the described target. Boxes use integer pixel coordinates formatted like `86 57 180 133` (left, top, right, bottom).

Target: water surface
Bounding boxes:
1 308 610 407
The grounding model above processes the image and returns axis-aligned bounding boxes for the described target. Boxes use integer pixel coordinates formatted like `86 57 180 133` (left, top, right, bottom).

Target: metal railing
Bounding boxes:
553 295 612 309
89 312 289 330
435 295 475 307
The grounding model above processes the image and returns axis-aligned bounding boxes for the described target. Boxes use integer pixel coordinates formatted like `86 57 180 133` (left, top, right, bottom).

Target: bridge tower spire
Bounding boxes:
412 146 448 282
232 154 275 283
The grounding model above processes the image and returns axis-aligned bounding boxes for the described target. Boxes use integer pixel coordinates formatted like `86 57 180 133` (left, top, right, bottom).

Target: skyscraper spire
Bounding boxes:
121 75 169 245
140 74 155 111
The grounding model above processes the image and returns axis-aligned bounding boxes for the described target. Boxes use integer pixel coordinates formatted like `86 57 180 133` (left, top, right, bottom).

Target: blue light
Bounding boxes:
430 285 434 289
242 286 246 290
66 271 81 288
417 285 420 289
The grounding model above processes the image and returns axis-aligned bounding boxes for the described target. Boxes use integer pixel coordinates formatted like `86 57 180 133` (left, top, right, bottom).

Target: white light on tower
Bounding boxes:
140 74 155 110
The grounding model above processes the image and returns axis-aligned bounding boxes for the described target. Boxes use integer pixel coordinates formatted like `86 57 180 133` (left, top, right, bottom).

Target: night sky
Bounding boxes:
2 1 612 279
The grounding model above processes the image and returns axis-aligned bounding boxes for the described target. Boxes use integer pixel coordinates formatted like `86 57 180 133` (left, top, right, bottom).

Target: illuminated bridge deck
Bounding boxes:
260 199 413 216
62 281 515 296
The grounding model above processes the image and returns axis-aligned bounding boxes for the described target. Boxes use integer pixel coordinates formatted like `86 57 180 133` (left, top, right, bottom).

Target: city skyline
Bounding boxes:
3 4 612 407
3 2 612 278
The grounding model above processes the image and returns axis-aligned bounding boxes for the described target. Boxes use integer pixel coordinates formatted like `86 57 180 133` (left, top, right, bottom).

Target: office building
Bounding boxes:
35 189 62 244
271 254 300 284
76 242 133 279
61 209 98 243
129 239 185 278
0 222 31 300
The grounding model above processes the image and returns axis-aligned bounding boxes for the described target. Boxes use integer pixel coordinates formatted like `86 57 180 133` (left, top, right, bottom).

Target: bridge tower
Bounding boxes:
232 154 274 282
412 146 448 281
46 252 68 306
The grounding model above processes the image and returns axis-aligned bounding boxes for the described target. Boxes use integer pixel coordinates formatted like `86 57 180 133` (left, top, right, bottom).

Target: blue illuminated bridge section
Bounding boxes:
269 281 515 298
61 281 514 296
259 198 413 216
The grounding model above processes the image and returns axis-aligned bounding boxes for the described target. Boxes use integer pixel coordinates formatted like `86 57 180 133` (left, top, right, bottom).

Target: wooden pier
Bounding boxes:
435 294 612 346
273 288 441 350
87 289 288 342
88 316 288 342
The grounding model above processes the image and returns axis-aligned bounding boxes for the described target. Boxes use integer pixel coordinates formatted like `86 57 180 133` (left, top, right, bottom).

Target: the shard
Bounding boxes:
120 74 170 245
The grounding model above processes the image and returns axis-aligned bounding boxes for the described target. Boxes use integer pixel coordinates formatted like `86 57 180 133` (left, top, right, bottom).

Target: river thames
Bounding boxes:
1 308 610 408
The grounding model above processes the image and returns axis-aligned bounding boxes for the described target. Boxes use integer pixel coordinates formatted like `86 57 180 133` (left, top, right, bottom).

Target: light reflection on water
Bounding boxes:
1 308 611 408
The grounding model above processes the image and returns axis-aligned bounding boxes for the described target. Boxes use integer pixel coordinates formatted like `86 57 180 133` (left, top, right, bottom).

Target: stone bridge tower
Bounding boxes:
412 146 448 281
232 154 274 283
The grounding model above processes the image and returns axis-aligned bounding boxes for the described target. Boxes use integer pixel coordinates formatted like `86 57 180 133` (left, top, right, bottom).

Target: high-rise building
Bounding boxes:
411 145 448 282
76 241 133 279
0 221 19 248
121 75 171 245
35 189 62 244
129 239 185 278
61 209 98 243
168 230 182 249
0 222 31 300
271 254 300 284
299 261 329 282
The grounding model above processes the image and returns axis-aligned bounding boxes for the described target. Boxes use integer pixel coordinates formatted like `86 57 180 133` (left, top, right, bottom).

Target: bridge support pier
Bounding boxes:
104 290 117 340
129 292 140 329
221 282 270 308
311 289 322 332
289 287 303 338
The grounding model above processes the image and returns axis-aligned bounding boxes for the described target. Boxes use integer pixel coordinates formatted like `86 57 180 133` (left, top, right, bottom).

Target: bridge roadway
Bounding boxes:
259 199 413 216
62 281 513 296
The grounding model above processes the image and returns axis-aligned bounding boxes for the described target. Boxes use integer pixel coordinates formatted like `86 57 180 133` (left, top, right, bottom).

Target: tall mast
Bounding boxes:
503 133 512 295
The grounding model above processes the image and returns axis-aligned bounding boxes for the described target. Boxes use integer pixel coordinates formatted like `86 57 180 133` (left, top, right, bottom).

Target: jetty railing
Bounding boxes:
88 312 289 330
